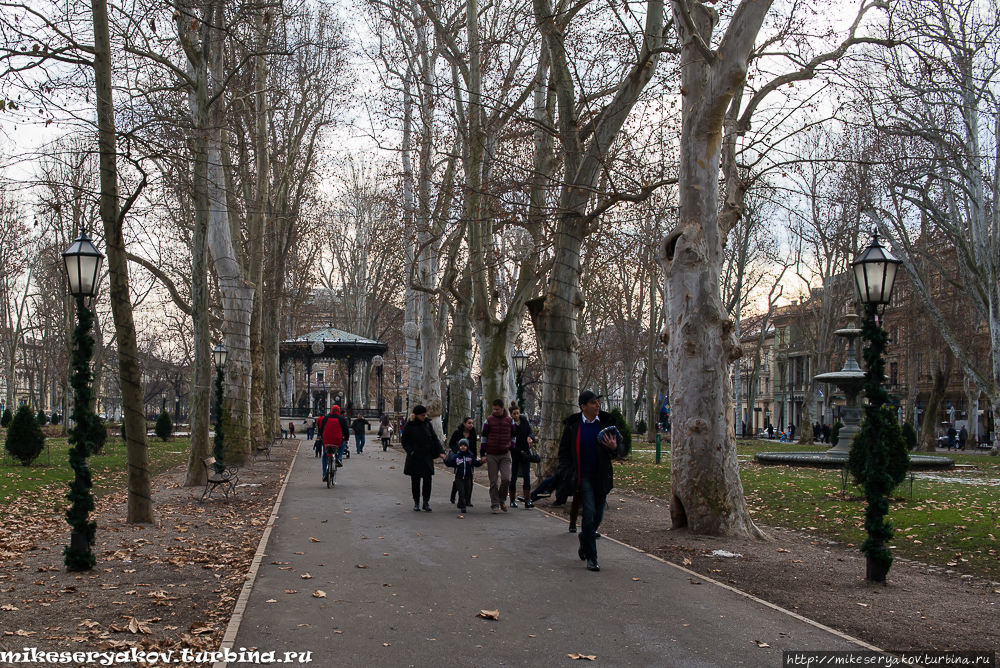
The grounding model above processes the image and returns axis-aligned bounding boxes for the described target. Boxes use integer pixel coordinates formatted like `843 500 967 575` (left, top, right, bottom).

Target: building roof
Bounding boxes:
280 326 389 364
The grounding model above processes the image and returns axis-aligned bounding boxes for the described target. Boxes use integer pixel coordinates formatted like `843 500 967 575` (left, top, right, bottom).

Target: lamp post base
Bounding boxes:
866 554 888 583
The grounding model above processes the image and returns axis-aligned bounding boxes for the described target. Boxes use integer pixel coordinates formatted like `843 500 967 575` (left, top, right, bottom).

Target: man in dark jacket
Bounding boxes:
401 405 446 511
558 391 624 572
352 416 371 454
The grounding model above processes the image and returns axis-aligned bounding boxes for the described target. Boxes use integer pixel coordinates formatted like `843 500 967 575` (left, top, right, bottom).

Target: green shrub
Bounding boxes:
635 419 647 435
88 417 109 455
830 420 844 447
901 421 918 451
51 413 62 425
155 411 173 442
0 407 11 428
4 405 46 466
847 406 910 490
608 406 632 457
36 408 48 426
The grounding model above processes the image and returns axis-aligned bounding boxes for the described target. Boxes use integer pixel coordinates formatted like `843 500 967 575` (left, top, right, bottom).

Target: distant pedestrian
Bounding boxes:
813 422 821 443
401 405 446 512
767 423 774 439
821 422 831 444
378 415 394 451
445 439 481 512
352 416 371 454
788 423 796 441
557 391 623 573
288 421 296 439
958 425 968 451
480 399 515 513
509 404 535 509
448 417 479 505
947 425 957 450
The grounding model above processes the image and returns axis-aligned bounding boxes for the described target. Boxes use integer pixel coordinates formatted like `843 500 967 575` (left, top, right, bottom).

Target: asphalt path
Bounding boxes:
226 439 866 667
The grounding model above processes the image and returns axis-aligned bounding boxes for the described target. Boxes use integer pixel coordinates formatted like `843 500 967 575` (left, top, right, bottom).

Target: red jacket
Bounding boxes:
321 412 348 446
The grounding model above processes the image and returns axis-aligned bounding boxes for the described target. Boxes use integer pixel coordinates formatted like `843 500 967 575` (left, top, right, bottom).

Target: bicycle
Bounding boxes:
324 445 338 487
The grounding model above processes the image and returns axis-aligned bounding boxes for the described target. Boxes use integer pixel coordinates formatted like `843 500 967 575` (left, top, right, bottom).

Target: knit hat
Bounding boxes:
413 404 428 415
332 405 341 413
458 438 470 449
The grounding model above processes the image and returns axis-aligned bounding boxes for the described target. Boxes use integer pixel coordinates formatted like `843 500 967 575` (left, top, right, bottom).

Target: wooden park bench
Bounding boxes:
200 457 239 503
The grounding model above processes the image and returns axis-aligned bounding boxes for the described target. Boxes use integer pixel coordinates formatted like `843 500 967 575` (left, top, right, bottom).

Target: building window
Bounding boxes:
889 362 898 386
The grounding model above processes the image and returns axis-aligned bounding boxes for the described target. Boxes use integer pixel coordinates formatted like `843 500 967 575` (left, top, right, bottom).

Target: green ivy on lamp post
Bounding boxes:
212 343 228 470
62 230 105 571
851 228 903 583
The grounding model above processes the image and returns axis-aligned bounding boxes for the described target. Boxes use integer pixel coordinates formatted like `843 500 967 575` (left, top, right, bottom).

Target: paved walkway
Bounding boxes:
224 440 867 667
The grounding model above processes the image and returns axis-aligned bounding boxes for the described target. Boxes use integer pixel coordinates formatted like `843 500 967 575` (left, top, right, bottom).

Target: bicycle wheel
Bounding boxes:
329 461 337 486
326 455 332 488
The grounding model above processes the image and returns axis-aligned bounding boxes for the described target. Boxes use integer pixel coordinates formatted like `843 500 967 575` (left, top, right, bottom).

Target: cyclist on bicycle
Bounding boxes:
321 405 349 482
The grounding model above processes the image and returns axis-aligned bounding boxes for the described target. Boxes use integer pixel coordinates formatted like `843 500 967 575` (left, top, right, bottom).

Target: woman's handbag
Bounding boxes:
524 448 541 464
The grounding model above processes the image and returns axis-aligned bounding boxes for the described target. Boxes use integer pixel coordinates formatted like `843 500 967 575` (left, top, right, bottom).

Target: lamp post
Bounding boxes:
373 355 384 415
62 229 104 571
851 228 902 583
442 373 451 434
212 343 228 468
512 349 528 412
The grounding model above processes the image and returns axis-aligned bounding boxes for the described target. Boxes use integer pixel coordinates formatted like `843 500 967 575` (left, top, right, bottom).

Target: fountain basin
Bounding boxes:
753 451 955 470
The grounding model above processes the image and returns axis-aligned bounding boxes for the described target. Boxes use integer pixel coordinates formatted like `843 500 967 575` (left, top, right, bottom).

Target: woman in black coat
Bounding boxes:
401 405 445 511
447 417 479 505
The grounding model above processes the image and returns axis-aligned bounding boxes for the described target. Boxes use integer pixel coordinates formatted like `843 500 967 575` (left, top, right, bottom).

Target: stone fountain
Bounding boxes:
754 314 953 470
813 314 866 454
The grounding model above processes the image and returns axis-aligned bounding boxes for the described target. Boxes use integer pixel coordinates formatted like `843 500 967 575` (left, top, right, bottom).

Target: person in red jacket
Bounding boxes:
320 405 349 482
480 398 515 513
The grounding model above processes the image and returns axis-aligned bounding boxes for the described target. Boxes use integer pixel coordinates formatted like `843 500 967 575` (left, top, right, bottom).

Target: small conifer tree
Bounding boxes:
36 408 48 426
5 404 46 466
155 410 173 441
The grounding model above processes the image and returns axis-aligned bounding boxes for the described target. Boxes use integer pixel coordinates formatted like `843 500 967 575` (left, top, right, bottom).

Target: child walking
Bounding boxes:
445 439 482 512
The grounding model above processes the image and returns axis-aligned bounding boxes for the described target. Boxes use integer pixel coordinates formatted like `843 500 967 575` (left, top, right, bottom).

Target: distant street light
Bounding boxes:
851 228 902 583
512 350 528 412
62 230 105 571
212 343 228 467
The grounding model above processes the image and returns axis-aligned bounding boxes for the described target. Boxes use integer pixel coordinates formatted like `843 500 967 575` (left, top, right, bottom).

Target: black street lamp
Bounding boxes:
851 228 903 583
373 355 385 415
62 230 104 571
512 349 528 412
212 343 228 468
442 372 451 434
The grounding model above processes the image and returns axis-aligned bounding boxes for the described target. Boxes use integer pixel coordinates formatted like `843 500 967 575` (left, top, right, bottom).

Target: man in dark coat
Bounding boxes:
557 391 624 572
352 415 371 454
401 405 445 511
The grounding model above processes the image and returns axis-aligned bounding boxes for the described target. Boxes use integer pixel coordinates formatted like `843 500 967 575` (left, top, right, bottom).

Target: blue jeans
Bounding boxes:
510 457 531 494
531 475 557 500
578 472 607 561
355 434 365 452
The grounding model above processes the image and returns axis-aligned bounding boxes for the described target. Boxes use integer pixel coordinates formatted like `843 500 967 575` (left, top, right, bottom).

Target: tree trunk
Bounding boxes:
918 351 953 452
646 258 658 442
663 0 769 537
92 0 152 523
247 9 270 455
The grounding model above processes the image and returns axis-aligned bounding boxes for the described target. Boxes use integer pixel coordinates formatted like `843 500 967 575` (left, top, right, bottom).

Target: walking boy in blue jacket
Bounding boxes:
445 439 482 512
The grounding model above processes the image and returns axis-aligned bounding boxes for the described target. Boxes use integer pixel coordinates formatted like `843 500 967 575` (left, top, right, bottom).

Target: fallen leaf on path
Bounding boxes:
189 625 212 635
476 610 499 620
284 590 298 594
1 604 19 611
355 564 368 569
688 579 702 585
313 590 326 598
856 603 869 607
294 552 304 555
754 640 770 648
309 537 322 542
776 548 790 553
567 654 596 660
300 574 313 579
321 520 328 523
298 624 311 627
127 617 151 634
682 557 692 565
266 599 277 603
382 643 390 646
